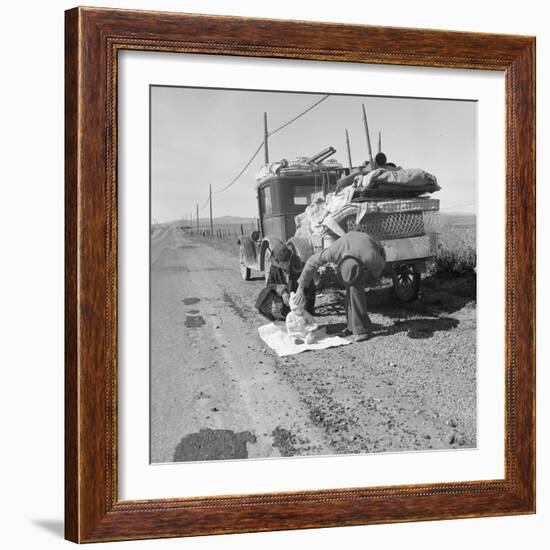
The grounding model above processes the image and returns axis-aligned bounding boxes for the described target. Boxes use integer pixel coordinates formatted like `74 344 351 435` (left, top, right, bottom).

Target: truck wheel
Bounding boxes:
239 249 251 281
392 264 420 302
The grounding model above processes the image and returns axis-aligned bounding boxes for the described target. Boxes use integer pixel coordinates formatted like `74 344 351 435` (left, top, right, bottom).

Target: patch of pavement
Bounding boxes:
185 314 206 328
173 429 257 462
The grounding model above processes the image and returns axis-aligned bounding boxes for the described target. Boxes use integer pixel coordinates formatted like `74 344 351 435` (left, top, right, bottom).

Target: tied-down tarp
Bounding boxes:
361 168 440 193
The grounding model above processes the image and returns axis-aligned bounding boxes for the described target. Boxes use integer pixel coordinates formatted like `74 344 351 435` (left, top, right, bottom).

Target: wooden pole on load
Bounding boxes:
196 203 199 232
209 184 214 236
345 129 353 169
263 112 269 164
378 131 382 154
362 104 375 168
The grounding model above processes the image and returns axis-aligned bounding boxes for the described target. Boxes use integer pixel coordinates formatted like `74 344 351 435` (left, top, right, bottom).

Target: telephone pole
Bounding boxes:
361 104 375 168
378 131 382 154
345 128 353 169
196 203 199 232
209 184 214 236
263 112 269 164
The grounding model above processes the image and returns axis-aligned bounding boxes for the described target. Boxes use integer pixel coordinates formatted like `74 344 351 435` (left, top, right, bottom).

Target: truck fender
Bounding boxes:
238 236 258 268
286 236 315 265
259 236 284 271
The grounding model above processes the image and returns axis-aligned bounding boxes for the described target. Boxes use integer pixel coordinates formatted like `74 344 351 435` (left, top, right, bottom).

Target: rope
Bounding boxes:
213 141 265 195
267 95 329 137
210 94 331 196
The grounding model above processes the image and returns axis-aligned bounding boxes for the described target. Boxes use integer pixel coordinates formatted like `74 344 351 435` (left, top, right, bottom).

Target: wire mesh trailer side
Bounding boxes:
339 198 441 241
348 211 442 240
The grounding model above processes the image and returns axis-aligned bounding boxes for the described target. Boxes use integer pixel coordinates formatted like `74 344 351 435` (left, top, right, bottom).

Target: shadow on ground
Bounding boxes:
317 274 473 339
372 316 459 339
316 274 475 321
323 317 459 339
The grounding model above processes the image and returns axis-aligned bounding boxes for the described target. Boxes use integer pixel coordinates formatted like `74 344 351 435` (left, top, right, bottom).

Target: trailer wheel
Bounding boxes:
392 264 421 302
239 249 251 281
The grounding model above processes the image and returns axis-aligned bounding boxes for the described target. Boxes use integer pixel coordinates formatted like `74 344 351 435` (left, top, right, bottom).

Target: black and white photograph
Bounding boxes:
149 86 477 464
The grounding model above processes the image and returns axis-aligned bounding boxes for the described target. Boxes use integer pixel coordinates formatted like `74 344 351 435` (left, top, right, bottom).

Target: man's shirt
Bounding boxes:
298 231 386 288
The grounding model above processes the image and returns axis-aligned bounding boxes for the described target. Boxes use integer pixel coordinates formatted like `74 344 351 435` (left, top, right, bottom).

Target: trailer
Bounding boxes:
238 150 439 302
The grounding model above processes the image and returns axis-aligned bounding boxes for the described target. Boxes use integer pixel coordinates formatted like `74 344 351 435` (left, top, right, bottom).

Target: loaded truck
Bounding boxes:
238 147 439 302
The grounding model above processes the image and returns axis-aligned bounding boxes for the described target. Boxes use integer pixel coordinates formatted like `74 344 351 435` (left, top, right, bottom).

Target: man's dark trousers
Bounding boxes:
345 283 372 335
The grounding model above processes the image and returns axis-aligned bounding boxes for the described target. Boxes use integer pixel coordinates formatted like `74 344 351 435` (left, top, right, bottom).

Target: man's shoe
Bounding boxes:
354 332 371 343
339 328 353 338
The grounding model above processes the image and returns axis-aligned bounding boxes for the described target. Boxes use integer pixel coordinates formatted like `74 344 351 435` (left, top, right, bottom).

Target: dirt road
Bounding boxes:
151 226 476 463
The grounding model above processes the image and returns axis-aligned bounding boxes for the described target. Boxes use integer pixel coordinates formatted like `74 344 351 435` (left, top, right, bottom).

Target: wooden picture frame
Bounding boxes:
65 6 536 543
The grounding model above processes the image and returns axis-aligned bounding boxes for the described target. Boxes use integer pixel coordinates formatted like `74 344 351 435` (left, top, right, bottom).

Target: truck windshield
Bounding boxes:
293 185 317 206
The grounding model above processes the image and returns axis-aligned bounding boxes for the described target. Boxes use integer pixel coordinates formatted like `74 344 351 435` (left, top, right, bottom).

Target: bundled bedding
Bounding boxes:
358 167 440 194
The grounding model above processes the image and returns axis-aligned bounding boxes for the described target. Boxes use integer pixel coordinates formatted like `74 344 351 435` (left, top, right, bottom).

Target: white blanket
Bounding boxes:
258 322 351 357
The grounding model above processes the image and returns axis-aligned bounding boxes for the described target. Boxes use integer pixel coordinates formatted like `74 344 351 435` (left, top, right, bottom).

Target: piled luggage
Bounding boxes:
357 167 440 195
294 164 441 243
255 151 343 181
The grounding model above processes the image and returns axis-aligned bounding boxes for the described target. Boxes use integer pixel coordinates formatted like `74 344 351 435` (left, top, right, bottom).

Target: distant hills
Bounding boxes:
166 212 475 229
171 215 256 228
440 212 476 227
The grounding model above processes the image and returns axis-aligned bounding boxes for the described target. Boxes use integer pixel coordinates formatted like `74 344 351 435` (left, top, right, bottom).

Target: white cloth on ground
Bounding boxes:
258 322 351 357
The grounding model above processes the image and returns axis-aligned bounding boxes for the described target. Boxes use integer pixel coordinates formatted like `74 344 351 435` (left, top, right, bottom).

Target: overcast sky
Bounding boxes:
151 86 477 223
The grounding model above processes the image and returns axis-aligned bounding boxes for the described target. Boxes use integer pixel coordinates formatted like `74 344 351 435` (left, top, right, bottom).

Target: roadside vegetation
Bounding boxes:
432 224 476 277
